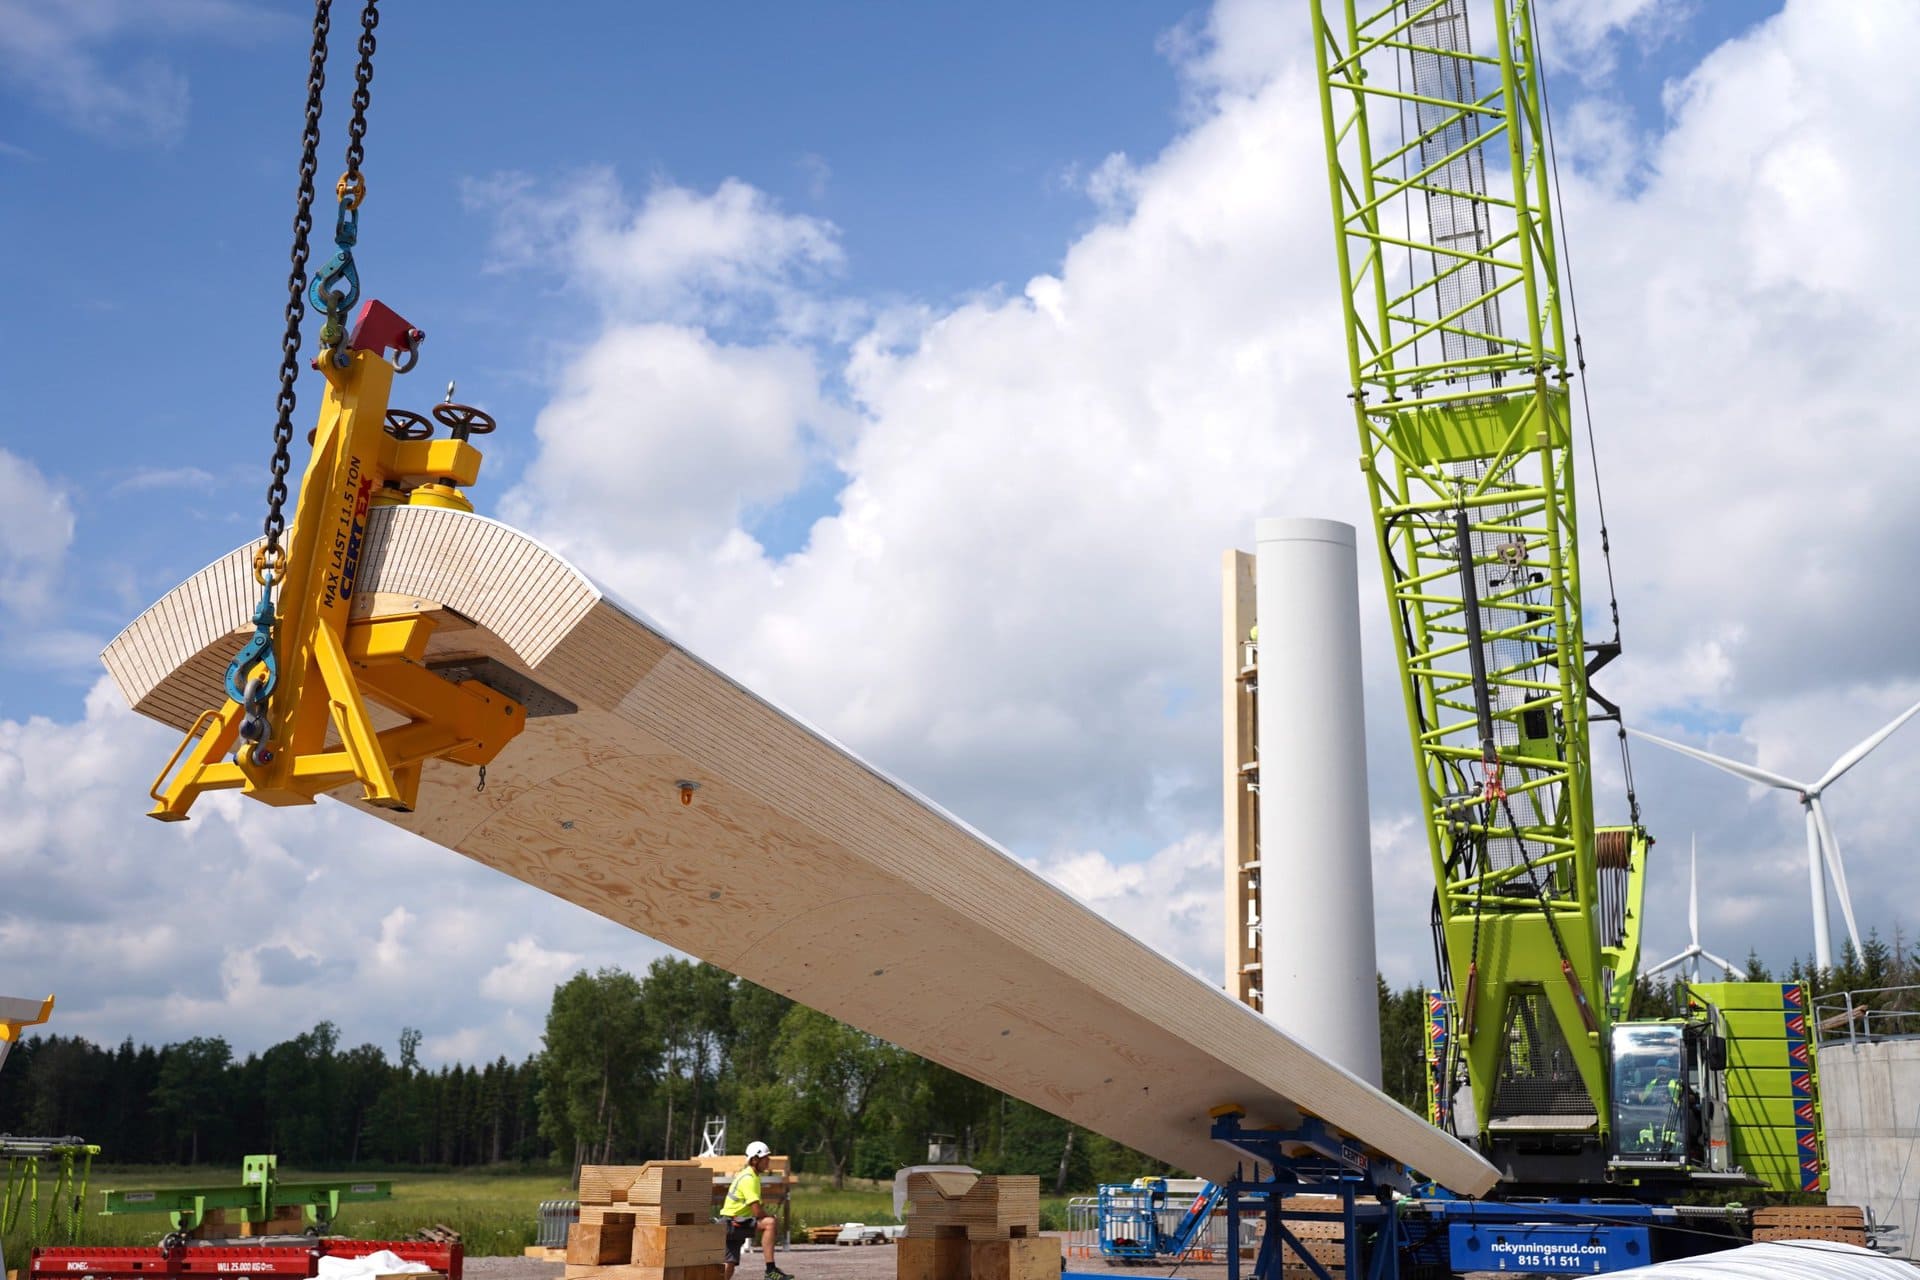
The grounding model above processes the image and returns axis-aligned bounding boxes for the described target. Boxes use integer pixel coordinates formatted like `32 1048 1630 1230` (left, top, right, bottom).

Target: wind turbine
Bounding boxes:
1630 696 1920 971
1646 837 1742 983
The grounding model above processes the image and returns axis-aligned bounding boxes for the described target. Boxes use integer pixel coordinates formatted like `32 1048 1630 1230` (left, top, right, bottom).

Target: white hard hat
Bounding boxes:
745 1141 771 1159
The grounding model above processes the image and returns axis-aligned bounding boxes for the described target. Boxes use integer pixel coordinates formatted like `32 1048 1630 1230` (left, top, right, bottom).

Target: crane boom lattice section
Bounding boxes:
1311 0 1646 1169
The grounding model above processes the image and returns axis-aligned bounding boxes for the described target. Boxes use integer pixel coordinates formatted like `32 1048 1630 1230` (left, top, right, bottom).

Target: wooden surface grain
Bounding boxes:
104 508 1499 1196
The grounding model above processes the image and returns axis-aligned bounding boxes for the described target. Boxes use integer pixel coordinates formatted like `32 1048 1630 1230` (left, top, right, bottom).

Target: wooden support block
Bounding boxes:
568 1221 635 1266
580 1205 639 1226
1277 1239 1345 1271
581 1165 652 1205
967 1237 1060 1280
630 1223 725 1269
904 1174 1039 1240
573 1267 725 1280
631 1163 711 1205
897 1235 969 1280
630 1207 710 1227
242 1211 308 1237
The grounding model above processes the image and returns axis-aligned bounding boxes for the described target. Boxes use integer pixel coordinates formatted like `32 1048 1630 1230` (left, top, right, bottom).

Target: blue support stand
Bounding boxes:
1211 1112 1410 1280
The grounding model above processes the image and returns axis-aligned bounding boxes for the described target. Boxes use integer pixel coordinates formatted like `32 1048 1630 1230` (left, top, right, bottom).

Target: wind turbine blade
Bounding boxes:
1646 950 1691 977
1810 796 1865 961
1699 949 1744 980
1627 727 1804 792
1688 836 1700 944
1806 806 1833 971
1815 696 1920 793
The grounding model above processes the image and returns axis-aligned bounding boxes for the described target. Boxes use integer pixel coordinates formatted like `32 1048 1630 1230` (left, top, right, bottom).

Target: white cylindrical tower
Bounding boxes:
1254 517 1382 1086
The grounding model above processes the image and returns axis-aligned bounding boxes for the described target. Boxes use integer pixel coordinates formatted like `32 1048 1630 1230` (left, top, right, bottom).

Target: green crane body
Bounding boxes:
1307 0 1830 1195
1308 0 1643 1183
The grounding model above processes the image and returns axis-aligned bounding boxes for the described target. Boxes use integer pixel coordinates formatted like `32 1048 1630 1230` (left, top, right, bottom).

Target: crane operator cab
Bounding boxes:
1608 1015 1736 1181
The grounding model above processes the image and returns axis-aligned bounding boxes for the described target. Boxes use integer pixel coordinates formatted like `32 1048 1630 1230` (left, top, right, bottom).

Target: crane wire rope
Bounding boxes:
1530 8 1642 829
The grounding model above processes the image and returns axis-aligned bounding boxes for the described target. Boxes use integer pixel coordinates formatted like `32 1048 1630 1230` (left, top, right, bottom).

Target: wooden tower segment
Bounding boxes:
1221 550 1260 1011
106 506 1497 1196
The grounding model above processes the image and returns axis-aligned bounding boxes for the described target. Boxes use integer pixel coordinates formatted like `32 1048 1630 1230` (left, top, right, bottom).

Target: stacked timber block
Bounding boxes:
1267 1196 1344 1276
1750 1205 1867 1246
191 1207 309 1238
568 1163 724 1280
899 1173 1057 1280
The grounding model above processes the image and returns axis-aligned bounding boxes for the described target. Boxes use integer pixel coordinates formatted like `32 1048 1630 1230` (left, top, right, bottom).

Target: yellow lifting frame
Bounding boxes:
149 346 525 821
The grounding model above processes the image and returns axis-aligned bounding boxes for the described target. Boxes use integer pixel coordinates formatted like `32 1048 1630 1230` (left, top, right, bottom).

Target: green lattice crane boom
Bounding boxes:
1308 0 1652 1185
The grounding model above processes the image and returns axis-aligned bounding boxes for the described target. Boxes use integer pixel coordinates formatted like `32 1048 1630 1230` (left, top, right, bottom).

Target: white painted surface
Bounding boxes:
1619 1241 1913 1277
1823 1038 1920 1259
1253 518 1382 1087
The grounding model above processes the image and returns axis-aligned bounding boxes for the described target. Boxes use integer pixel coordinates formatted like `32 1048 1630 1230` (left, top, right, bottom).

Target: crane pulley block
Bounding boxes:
148 301 525 822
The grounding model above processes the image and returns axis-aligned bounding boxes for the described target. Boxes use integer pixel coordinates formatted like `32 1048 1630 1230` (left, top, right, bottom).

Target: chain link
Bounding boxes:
259 0 333 582
344 1 379 196
313 0 380 359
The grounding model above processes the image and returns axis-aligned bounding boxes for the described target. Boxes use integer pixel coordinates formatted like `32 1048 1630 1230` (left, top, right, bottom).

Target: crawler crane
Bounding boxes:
1309 0 1824 1194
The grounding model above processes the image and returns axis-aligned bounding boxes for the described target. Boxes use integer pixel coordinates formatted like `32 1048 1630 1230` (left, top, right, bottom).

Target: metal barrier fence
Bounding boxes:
1814 985 1920 1044
537 1199 579 1249
1063 1193 1253 1262
1065 1197 1099 1259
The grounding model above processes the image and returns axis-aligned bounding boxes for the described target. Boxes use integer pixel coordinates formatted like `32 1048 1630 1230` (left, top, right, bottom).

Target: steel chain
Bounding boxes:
344 1 379 194
259 0 333 582
313 0 380 358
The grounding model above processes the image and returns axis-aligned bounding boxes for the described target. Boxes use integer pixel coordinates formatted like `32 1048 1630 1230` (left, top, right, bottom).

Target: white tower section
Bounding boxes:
1253 518 1382 1086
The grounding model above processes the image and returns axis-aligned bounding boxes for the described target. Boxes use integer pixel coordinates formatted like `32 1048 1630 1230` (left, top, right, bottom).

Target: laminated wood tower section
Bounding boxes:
105 506 1499 1196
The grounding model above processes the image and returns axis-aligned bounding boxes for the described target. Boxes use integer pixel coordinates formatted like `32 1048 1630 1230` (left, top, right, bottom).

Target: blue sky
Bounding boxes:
5 0 1920 1064
1 2 1194 719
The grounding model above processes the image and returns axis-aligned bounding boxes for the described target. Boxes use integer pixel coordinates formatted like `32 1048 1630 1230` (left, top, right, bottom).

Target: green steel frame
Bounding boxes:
1 1140 98 1247
100 1155 390 1234
1309 0 1648 1159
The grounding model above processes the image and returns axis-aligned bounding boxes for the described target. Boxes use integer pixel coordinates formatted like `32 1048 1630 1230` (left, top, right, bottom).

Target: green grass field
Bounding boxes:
1 1167 1078 1261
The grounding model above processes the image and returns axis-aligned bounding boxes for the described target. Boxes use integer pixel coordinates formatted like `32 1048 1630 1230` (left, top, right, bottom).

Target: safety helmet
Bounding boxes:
745 1141 771 1159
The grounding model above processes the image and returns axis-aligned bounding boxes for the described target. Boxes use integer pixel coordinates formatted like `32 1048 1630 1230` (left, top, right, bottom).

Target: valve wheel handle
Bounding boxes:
383 408 433 440
433 401 496 440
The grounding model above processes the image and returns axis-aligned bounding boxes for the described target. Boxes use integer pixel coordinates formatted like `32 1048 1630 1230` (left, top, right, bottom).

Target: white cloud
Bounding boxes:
493 0 1920 988
474 169 846 336
0 1 279 147
1537 0 1694 83
499 324 832 560
112 465 216 495
0 447 74 613
481 936 587 1006
0 679 664 1062
1029 834 1222 981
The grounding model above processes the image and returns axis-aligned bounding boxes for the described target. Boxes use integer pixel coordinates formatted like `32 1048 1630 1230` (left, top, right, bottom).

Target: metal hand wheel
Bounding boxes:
433 402 496 441
384 408 433 440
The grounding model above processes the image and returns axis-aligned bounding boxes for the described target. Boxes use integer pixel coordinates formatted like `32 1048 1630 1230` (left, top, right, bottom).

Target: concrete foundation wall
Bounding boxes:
1823 1038 1920 1258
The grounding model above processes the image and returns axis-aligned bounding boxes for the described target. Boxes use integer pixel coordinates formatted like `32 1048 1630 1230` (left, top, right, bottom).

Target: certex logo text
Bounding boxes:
323 455 374 609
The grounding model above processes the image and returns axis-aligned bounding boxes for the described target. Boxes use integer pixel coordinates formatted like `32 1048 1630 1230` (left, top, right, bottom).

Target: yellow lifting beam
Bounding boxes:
149 307 525 821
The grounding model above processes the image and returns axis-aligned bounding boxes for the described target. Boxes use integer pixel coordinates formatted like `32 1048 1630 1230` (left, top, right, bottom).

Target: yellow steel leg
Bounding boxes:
310 623 404 808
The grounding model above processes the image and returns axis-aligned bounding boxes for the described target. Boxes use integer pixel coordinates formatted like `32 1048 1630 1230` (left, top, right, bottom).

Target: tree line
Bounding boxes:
6 938 1916 1184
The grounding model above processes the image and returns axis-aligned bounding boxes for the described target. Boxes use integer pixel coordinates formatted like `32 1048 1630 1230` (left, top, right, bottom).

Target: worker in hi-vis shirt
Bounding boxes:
721 1142 792 1280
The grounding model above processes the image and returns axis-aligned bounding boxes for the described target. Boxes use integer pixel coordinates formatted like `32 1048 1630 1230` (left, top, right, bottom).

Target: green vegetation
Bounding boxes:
7 939 1913 1265
0 1168 1072 1260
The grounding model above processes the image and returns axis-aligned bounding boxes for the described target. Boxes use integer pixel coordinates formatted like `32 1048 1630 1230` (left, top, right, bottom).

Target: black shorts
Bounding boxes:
725 1217 755 1263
